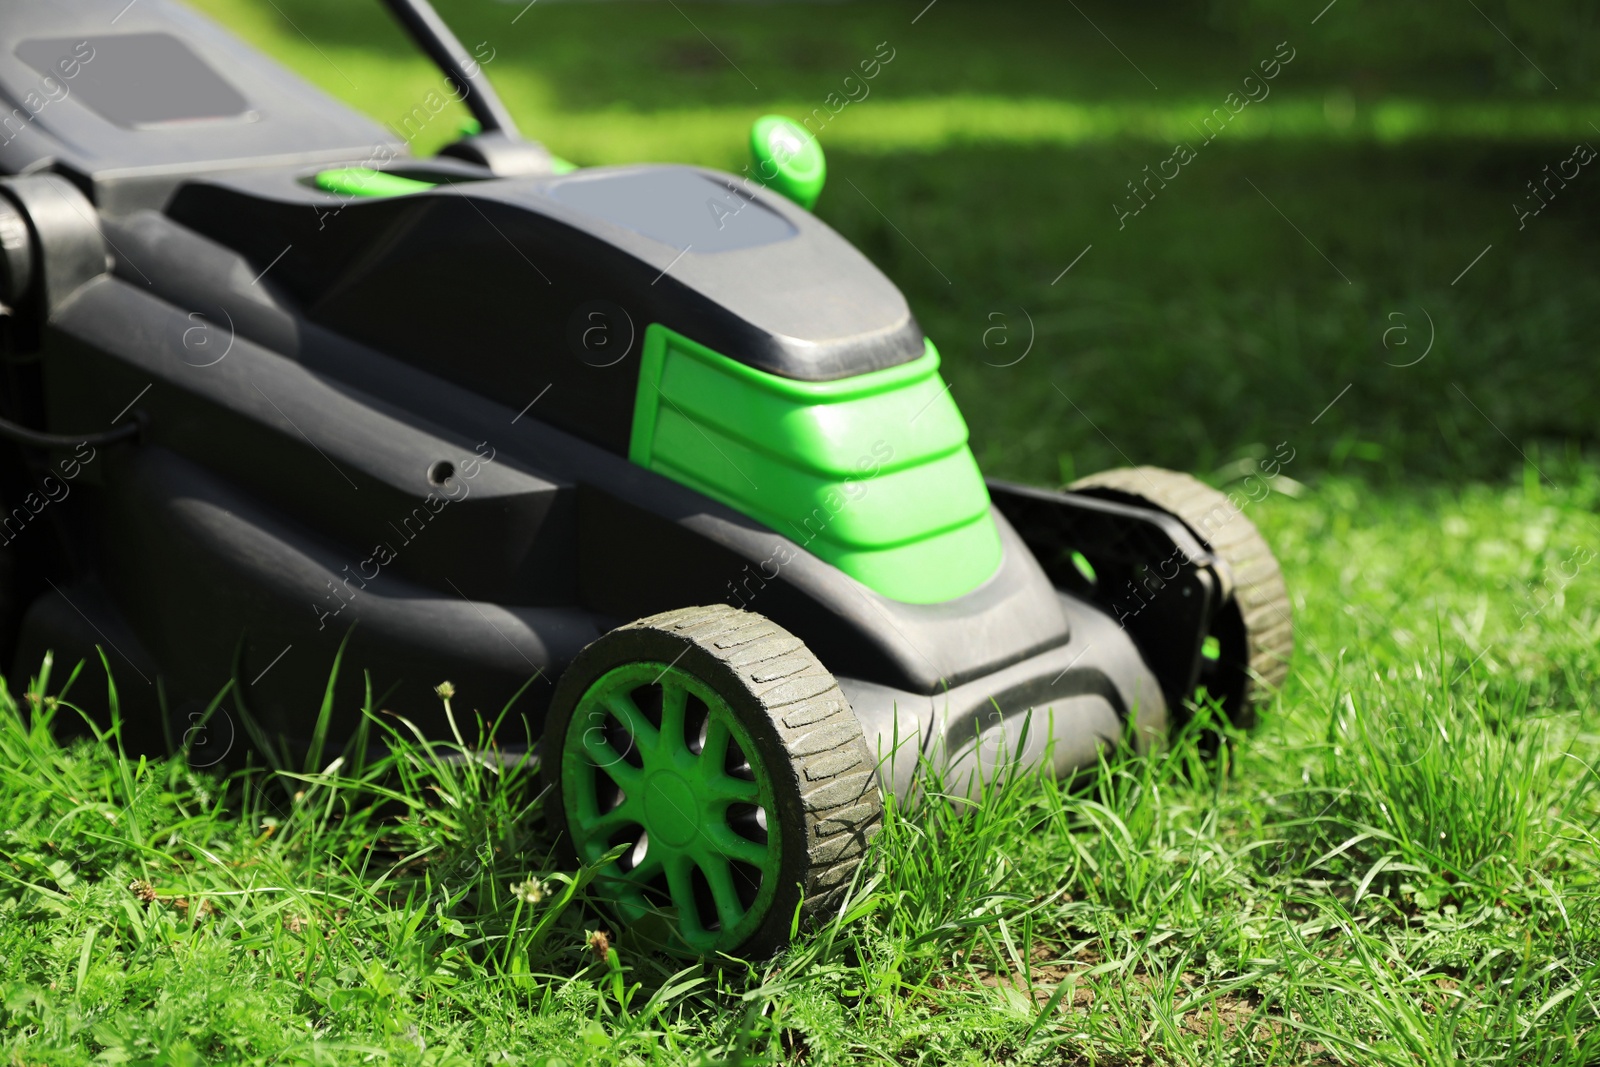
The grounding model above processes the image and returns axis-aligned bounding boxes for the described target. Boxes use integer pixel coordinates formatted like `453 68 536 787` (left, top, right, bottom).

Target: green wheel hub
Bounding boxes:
560 661 783 952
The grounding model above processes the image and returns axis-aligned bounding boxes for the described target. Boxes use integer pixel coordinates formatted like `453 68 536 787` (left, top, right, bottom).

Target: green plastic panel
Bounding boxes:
630 325 1001 604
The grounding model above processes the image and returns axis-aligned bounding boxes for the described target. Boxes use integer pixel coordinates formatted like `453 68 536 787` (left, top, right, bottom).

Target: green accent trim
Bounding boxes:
630 324 1002 603
749 114 826 210
1070 550 1098 585
627 334 667 467
562 661 781 953
549 155 580 174
1202 634 1222 661
314 167 437 198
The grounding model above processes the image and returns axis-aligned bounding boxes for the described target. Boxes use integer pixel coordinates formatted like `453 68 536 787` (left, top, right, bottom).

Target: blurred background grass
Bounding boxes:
187 0 1598 490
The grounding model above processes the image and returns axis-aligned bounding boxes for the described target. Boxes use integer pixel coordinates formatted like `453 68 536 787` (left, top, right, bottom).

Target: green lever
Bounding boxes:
749 115 825 210
315 167 437 197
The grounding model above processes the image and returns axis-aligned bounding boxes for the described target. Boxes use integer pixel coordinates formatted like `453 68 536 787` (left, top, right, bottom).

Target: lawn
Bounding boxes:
2 0 1599 1063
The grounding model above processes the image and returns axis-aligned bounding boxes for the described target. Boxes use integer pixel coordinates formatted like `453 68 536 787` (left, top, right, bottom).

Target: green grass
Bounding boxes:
4 474 1599 1063
5 0 1600 1062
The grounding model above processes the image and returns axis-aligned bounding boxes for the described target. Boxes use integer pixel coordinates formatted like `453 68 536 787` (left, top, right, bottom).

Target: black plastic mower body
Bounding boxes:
0 0 1240 791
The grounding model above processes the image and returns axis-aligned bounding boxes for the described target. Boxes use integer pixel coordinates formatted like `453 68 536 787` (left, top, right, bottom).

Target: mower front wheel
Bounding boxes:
1070 465 1293 726
543 604 881 957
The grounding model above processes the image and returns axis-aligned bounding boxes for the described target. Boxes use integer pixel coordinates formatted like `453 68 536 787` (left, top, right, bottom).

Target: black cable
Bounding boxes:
0 412 140 449
378 0 520 139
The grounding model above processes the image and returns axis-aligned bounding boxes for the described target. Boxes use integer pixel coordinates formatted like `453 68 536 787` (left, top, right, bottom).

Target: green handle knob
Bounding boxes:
749 114 826 210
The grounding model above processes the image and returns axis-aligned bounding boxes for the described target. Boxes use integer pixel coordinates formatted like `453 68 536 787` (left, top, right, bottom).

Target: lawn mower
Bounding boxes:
0 0 1293 956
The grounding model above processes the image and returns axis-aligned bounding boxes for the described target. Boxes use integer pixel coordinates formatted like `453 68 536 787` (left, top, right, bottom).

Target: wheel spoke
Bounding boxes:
700 717 730 767
658 681 690 757
696 852 748 933
578 729 643 791
702 820 769 867
692 713 761 797
702 768 760 803
603 691 662 757
663 854 705 939
578 796 642 839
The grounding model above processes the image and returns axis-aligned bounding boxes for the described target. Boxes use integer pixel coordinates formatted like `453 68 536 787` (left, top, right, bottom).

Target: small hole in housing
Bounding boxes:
426 460 454 487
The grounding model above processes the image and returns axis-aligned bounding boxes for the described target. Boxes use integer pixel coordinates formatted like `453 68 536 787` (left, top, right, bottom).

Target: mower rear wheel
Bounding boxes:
543 604 881 957
1070 466 1292 726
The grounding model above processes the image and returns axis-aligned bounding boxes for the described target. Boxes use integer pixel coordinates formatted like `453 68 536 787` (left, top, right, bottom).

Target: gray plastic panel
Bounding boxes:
485 166 921 373
550 169 797 253
16 34 249 128
0 0 401 209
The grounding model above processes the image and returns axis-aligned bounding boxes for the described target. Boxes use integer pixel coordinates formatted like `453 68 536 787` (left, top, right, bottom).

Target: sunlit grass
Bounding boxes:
188 0 1600 164
517 96 1600 171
